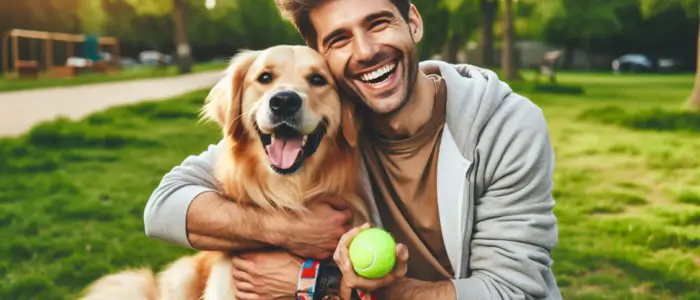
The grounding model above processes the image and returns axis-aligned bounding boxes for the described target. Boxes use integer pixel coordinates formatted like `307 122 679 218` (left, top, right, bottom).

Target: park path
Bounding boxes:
0 70 224 137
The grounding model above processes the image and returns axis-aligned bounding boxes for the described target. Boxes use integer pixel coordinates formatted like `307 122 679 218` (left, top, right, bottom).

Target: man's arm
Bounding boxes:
143 140 277 251
447 95 559 299
185 191 276 251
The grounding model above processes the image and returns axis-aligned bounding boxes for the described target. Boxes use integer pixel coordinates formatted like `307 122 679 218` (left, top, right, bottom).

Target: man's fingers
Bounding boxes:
396 243 409 262
231 257 256 274
232 269 254 283
233 280 256 293
338 227 358 249
339 208 354 224
389 243 409 279
338 223 370 248
235 291 261 300
316 194 349 210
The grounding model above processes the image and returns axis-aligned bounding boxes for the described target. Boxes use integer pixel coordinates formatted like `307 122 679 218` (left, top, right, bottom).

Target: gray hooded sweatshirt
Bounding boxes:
143 60 562 300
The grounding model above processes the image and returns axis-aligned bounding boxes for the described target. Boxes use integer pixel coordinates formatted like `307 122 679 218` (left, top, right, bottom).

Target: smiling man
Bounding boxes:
142 0 561 299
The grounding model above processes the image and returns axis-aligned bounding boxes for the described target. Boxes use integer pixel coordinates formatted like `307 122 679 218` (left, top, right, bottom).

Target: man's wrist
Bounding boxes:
258 209 291 246
375 277 456 300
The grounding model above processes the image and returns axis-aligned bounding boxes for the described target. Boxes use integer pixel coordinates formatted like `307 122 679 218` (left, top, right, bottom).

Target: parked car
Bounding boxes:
612 53 684 74
612 54 654 73
139 51 173 66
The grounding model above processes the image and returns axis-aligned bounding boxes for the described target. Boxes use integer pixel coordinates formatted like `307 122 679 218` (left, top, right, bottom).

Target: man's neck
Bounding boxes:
372 72 436 139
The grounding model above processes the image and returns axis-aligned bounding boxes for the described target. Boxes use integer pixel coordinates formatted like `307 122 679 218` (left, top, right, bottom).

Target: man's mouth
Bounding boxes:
356 60 399 88
257 121 327 175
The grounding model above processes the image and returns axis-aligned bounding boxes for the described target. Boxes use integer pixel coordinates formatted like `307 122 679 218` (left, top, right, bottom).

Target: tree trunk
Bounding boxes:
501 0 520 80
172 0 192 74
442 34 461 63
686 20 700 112
563 41 575 69
478 0 498 67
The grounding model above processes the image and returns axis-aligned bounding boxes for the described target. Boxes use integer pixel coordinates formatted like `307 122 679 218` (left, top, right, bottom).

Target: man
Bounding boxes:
143 0 561 299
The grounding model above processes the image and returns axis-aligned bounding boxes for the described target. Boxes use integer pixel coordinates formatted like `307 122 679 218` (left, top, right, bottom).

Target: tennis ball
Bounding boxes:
348 227 397 279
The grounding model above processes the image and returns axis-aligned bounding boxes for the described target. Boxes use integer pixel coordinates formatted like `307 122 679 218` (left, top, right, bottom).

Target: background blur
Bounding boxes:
1 0 699 299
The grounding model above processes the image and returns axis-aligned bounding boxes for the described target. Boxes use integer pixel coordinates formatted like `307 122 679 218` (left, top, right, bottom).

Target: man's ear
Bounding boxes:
340 98 360 148
202 49 261 141
407 4 424 43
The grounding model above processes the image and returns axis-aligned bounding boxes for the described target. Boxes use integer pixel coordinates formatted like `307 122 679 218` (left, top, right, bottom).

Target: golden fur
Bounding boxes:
78 45 369 300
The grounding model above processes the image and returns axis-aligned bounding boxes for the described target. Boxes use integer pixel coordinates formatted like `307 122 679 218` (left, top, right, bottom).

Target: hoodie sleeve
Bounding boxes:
450 75 561 299
143 139 224 248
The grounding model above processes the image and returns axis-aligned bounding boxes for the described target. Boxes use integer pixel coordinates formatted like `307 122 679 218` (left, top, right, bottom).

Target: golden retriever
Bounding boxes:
78 45 370 300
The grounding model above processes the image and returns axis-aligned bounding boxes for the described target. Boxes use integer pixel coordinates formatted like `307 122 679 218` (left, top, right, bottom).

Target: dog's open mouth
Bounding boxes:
258 121 327 175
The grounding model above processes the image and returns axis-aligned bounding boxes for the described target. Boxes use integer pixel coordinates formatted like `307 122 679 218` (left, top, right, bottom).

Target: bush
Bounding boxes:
578 106 700 133
624 108 700 132
25 118 160 150
511 82 585 95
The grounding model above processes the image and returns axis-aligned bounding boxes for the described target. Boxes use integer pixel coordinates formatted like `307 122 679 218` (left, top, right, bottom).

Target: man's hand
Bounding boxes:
333 223 409 299
269 194 354 260
231 250 302 300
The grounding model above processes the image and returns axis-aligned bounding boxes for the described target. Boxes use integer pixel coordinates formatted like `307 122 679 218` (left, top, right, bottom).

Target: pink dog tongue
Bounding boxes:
266 137 303 169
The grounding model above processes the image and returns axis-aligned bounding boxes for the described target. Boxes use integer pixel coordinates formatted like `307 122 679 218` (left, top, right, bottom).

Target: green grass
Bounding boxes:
0 61 227 93
1 71 700 299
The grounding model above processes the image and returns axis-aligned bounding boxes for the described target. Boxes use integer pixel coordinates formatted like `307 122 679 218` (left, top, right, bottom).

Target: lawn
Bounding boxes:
1 71 699 299
0 61 227 93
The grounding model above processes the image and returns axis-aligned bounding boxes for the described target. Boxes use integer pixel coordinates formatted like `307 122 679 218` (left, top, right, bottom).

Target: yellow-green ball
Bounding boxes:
348 227 397 279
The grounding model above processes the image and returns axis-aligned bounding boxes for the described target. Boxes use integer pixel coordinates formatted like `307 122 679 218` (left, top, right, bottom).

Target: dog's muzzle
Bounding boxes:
269 90 302 118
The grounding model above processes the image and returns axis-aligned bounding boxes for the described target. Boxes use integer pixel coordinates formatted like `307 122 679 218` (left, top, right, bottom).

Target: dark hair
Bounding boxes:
274 0 411 49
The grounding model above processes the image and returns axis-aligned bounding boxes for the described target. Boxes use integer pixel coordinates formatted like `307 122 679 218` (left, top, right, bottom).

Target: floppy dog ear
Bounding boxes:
340 98 360 148
202 49 261 140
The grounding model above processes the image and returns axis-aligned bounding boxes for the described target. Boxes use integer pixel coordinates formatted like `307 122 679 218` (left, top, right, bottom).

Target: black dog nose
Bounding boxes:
269 91 302 116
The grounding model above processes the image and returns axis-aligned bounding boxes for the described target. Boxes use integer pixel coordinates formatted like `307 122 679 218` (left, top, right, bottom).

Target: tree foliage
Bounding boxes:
638 0 698 18
0 0 697 70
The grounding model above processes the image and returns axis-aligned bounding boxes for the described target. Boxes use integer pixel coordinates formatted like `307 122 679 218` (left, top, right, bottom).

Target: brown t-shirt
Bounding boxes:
360 74 454 282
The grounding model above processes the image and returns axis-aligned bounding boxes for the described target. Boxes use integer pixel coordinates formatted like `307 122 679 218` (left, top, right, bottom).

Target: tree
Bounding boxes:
122 0 203 74
428 0 479 63
531 0 633 69
478 0 498 67
501 0 520 80
639 0 700 111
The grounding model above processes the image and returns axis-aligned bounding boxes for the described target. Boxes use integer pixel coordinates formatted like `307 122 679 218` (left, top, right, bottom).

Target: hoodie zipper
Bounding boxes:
461 149 479 278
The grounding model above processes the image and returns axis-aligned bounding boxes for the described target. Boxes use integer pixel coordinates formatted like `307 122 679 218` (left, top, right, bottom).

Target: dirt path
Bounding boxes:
0 70 223 137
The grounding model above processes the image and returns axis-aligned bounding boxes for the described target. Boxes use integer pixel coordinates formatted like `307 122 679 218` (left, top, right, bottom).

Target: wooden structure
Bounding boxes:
1 28 121 79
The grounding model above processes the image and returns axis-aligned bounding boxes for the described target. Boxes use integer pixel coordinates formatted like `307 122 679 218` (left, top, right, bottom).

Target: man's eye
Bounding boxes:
370 20 390 30
330 37 348 47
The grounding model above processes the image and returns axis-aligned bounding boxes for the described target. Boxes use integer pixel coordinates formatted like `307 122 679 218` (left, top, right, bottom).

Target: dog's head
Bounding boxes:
203 45 358 175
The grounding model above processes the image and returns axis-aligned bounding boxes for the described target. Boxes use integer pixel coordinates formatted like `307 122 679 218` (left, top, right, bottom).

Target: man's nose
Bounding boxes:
353 33 379 63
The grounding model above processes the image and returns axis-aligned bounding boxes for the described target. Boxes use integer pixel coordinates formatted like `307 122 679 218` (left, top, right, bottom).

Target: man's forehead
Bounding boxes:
310 0 399 33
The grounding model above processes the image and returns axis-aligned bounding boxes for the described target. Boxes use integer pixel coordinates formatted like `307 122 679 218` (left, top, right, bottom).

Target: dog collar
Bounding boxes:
295 259 375 300
296 259 321 300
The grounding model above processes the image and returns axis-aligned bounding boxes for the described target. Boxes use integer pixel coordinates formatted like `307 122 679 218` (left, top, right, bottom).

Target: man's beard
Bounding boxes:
395 45 419 115
338 45 420 116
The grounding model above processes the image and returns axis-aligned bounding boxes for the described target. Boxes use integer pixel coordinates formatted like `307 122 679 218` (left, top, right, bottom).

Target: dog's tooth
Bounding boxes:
302 135 308 146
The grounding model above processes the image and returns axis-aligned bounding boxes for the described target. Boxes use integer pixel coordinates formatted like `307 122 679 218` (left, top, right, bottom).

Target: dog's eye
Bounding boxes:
257 72 273 84
308 74 327 87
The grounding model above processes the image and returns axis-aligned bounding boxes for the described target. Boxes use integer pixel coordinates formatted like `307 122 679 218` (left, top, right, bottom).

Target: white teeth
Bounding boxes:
360 63 395 82
302 135 308 146
271 135 276 144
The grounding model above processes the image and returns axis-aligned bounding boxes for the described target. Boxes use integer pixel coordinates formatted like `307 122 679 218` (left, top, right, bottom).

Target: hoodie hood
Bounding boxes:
418 60 514 160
